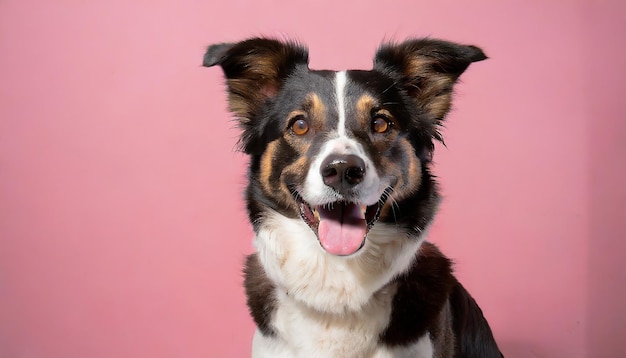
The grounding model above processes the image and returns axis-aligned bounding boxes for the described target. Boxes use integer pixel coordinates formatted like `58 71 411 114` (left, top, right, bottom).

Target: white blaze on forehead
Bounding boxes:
334 71 347 136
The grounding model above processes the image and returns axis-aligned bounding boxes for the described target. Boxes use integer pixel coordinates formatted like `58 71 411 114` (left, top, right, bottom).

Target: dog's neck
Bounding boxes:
253 210 426 314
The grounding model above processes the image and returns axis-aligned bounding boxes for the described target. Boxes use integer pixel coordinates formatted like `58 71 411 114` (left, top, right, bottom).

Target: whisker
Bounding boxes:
381 187 400 227
381 81 398 94
287 184 303 202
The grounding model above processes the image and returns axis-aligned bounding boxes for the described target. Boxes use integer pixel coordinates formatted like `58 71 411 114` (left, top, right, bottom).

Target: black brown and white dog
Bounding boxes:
203 37 503 357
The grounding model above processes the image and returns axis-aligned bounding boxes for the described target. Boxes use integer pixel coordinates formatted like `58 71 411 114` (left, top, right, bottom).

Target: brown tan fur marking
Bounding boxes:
260 141 279 192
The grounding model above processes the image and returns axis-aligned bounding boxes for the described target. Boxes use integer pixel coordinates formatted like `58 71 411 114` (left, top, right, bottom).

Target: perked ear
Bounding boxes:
374 38 486 124
203 38 309 125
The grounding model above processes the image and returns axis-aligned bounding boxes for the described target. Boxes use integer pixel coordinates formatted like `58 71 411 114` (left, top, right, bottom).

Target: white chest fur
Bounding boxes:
251 211 429 357
260 285 396 357
252 319 433 358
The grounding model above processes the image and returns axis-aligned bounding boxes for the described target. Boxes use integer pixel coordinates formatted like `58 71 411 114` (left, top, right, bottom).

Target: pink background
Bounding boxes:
1 1 625 357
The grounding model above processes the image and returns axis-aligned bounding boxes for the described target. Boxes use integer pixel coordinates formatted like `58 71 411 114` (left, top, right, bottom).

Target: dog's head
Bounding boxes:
204 38 485 256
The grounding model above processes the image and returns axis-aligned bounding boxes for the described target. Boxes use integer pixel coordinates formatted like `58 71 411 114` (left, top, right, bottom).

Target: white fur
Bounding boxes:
252 312 433 358
373 334 434 358
252 210 428 357
335 71 347 136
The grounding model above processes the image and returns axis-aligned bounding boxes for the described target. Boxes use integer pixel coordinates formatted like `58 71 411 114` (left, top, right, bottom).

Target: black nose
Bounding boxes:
320 154 366 192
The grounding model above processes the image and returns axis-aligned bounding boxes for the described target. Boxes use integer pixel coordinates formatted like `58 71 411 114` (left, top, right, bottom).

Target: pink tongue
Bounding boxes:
317 203 367 256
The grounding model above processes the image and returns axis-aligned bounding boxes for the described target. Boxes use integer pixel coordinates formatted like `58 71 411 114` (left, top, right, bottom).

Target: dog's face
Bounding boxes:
204 38 485 256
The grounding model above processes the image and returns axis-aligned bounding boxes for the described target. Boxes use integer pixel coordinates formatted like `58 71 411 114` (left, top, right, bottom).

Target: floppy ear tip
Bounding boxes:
465 45 488 63
203 43 234 67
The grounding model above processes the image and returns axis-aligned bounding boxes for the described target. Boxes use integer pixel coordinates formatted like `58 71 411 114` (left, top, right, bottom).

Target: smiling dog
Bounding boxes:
203 37 503 357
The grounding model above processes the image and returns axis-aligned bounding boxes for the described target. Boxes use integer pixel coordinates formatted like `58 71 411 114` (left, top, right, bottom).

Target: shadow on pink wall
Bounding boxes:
585 2 626 357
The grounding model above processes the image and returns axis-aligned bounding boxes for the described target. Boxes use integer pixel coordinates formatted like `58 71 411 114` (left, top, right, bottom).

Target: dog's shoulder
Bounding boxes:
382 242 503 357
448 280 504 357
381 242 456 347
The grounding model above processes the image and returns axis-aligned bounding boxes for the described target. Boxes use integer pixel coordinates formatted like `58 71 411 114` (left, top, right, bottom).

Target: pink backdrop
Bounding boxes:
1 1 625 357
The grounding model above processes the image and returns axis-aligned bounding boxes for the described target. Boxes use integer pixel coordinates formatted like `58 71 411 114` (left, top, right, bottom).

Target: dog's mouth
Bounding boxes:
297 196 385 256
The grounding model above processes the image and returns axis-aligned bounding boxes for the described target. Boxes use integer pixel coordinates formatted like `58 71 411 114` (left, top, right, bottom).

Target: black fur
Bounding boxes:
449 282 504 357
204 38 310 154
380 242 456 346
243 254 277 337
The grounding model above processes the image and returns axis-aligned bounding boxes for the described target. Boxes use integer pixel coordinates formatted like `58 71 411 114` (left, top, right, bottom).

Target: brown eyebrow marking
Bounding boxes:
356 94 399 131
303 93 326 125
355 94 377 129
356 94 377 116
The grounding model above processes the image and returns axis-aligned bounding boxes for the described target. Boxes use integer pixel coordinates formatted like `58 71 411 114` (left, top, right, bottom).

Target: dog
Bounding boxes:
203 37 503 358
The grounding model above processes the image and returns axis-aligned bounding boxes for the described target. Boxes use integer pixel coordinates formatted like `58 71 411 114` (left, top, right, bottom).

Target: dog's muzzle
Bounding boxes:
294 154 387 256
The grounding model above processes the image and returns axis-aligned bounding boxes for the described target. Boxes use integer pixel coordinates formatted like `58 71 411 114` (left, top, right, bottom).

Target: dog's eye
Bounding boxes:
371 116 392 134
291 116 309 136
